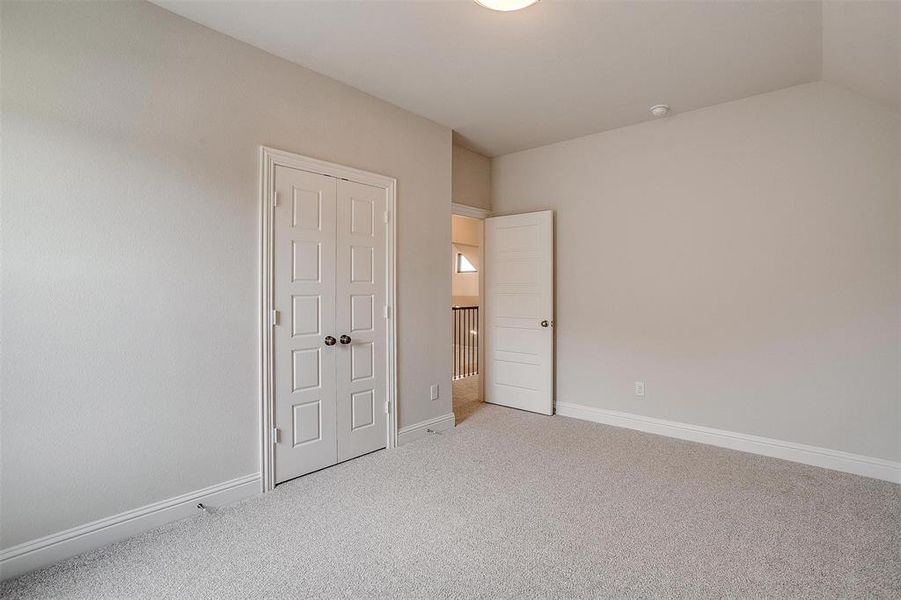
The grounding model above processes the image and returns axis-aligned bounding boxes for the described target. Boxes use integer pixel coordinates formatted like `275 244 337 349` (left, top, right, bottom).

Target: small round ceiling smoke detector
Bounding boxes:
650 104 671 118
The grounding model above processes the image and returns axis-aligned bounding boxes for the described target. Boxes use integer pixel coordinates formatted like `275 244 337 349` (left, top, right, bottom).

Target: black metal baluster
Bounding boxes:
473 307 476 376
454 308 458 379
457 308 462 379
475 306 479 376
464 308 472 377
465 308 469 376
452 307 482 380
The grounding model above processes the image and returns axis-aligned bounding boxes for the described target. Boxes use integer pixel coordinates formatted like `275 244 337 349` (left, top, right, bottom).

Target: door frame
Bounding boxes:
451 203 489 405
259 146 398 493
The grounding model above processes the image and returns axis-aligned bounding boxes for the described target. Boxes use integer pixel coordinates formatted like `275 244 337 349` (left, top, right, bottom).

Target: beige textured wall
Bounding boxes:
493 81 900 461
452 214 481 246
452 216 481 307
822 0 900 112
2 1 452 548
452 144 491 210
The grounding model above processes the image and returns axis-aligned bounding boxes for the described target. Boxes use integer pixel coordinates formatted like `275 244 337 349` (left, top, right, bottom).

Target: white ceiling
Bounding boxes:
152 1 892 157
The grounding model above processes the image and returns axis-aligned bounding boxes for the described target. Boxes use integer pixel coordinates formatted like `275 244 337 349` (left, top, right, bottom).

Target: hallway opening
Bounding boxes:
451 214 484 423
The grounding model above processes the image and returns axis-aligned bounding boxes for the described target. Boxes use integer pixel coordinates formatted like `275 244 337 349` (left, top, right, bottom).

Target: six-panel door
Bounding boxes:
274 167 339 483
273 165 388 484
335 179 388 462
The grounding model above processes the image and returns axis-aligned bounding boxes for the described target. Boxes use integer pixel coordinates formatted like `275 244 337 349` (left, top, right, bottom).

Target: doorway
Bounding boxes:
451 209 486 423
450 207 555 424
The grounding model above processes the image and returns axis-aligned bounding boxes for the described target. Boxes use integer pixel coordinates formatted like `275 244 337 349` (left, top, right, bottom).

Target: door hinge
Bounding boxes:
385 400 390 414
383 305 391 319
271 310 279 327
272 427 279 444
384 211 390 224
273 191 279 207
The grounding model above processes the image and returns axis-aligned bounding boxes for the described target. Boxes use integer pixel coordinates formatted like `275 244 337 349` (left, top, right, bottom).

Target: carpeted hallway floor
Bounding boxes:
3 399 899 599
452 374 482 424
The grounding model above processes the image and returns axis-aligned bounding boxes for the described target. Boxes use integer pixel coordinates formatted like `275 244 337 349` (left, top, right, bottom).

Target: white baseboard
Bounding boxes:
555 402 900 484
0 473 260 581
397 412 456 445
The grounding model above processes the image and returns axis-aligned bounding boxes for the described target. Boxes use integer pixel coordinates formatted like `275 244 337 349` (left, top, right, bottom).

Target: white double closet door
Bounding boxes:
273 165 388 484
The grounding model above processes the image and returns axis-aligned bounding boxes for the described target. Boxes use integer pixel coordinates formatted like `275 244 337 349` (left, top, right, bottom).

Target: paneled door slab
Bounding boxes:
335 179 388 462
485 211 554 415
273 166 338 483
272 165 390 484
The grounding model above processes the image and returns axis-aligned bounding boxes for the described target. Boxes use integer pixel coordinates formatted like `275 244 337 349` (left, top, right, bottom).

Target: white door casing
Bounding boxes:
484 211 554 415
262 147 396 490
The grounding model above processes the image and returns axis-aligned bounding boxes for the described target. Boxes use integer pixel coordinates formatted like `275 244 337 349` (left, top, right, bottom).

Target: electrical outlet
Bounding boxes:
430 384 439 401
634 381 645 397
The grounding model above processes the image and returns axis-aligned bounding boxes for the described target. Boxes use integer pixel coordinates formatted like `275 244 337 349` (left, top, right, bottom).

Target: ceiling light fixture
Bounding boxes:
475 0 539 12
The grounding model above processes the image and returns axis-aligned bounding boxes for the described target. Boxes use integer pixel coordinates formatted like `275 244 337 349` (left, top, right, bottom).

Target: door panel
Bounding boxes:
274 166 338 483
274 167 388 482
336 179 387 462
485 211 554 415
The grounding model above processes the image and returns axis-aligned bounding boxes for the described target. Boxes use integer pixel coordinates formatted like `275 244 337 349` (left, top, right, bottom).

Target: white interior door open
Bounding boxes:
484 210 554 415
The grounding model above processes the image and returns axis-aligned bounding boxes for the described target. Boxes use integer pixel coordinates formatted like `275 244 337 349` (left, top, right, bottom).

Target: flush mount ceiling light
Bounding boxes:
475 0 539 12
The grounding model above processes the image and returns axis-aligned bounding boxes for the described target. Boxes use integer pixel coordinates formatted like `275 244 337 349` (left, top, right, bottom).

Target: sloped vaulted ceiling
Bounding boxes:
154 1 898 156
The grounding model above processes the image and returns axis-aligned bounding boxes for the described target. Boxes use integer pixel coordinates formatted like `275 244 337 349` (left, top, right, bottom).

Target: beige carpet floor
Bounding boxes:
3 396 899 599
452 374 482 424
